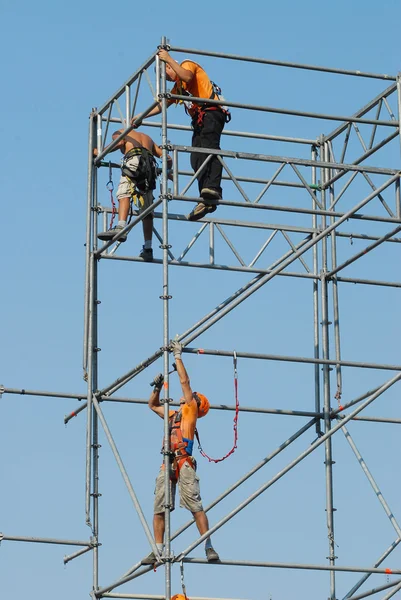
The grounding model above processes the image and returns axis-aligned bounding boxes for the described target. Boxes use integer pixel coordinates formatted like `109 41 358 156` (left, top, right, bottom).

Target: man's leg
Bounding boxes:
97 177 131 242
198 111 225 198
153 512 165 544
178 462 220 562
139 191 154 261
190 126 205 195
142 469 176 564
118 196 131 222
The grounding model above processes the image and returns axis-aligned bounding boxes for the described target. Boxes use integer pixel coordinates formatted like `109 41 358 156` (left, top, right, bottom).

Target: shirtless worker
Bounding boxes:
143 339 219 564
95 128 172 261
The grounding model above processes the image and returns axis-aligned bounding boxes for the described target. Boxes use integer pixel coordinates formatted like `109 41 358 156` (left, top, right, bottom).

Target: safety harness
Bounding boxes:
164 410 196 480
178 80 231 127
121 146 157 193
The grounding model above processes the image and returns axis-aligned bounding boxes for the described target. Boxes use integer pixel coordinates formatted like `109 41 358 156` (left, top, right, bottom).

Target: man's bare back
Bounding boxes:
113 129 158 156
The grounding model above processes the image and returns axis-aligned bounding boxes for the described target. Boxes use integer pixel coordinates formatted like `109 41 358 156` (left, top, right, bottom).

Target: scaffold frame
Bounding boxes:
2 36 401 600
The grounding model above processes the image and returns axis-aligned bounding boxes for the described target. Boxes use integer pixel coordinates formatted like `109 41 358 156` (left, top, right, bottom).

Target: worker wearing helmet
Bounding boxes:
143 339 219 564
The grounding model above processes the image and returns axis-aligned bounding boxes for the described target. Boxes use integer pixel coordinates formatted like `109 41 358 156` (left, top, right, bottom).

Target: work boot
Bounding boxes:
98 225 127 243
205 547 220 562
139 246 153 262
187 202 217 222
200 187 222 201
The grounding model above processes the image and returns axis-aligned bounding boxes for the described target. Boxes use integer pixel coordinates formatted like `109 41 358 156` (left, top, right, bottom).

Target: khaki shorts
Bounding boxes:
117 154 154 211
154 462 203 514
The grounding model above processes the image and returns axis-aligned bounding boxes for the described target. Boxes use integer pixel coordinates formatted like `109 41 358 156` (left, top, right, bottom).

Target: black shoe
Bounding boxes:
205 547 220 562
187 202 217 222
98 225 127 243
200 187 222 201
139 247 153 261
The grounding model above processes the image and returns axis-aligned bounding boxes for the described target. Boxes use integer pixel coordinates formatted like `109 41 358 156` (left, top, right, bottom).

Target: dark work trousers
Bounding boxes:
190 109 226 197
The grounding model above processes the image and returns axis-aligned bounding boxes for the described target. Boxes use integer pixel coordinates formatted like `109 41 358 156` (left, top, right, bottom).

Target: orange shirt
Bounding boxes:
169 60 213 117
168 398 198 441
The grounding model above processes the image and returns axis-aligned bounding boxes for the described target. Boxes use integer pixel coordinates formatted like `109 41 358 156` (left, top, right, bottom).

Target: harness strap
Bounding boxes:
106 161 116 230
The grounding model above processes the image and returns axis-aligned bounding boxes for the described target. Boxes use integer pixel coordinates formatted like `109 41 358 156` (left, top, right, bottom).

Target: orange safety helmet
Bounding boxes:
193 392 210 418
171 596 188 600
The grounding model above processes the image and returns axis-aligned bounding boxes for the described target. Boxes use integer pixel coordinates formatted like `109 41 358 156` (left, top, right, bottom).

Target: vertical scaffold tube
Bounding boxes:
329 144 343 409
160 35 172 600
396 74 401 159
85 113 96 526
320 139 336 599
311 144 322 436
83 112 96 378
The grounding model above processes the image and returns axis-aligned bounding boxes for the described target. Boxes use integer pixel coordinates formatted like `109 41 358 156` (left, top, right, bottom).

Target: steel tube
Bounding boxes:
169 93 398 127
160 36 172 600
83 113 96 376
182 347 401 372
320 141 336 599
329 156 343 409
103 595 247 600
172 145 399 176
104 116 316 145
102 253 401 289
64 545 93 564
341 423 401 537
0 534 91 546
181 557 401 574
85 254 95 525
397 75 401 157
91 394 160 558
311 144 322 436
170 46 396 81
102 196 401 225
175 372 401 561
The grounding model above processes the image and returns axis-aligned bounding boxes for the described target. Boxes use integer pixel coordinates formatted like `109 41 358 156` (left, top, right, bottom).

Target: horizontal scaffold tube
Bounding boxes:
171 46 396 81
181 557 401 574
169 93 399 128
183 347 401 371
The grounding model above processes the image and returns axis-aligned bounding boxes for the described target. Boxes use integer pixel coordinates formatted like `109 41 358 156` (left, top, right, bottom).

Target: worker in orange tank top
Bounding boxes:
133 49 228 222
142 340 220 565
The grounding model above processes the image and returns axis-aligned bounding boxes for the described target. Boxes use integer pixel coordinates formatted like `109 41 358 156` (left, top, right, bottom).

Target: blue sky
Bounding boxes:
1 1 401 599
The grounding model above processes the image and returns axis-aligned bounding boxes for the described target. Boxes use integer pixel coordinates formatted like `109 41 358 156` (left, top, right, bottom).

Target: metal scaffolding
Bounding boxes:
2 37 401 600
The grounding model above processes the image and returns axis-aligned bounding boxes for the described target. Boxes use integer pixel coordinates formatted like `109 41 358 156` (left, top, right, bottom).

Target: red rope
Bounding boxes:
196 354 239 463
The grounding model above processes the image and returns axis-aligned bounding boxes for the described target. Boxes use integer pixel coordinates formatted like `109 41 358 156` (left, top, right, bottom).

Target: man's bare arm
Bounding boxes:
93 130 125 157
158 50 193 83
176 357 193 405
132 103 163 127
148 388 164 419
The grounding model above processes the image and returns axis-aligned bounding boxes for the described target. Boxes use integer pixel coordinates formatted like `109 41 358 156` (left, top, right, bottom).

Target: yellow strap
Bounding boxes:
127 179 144 207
